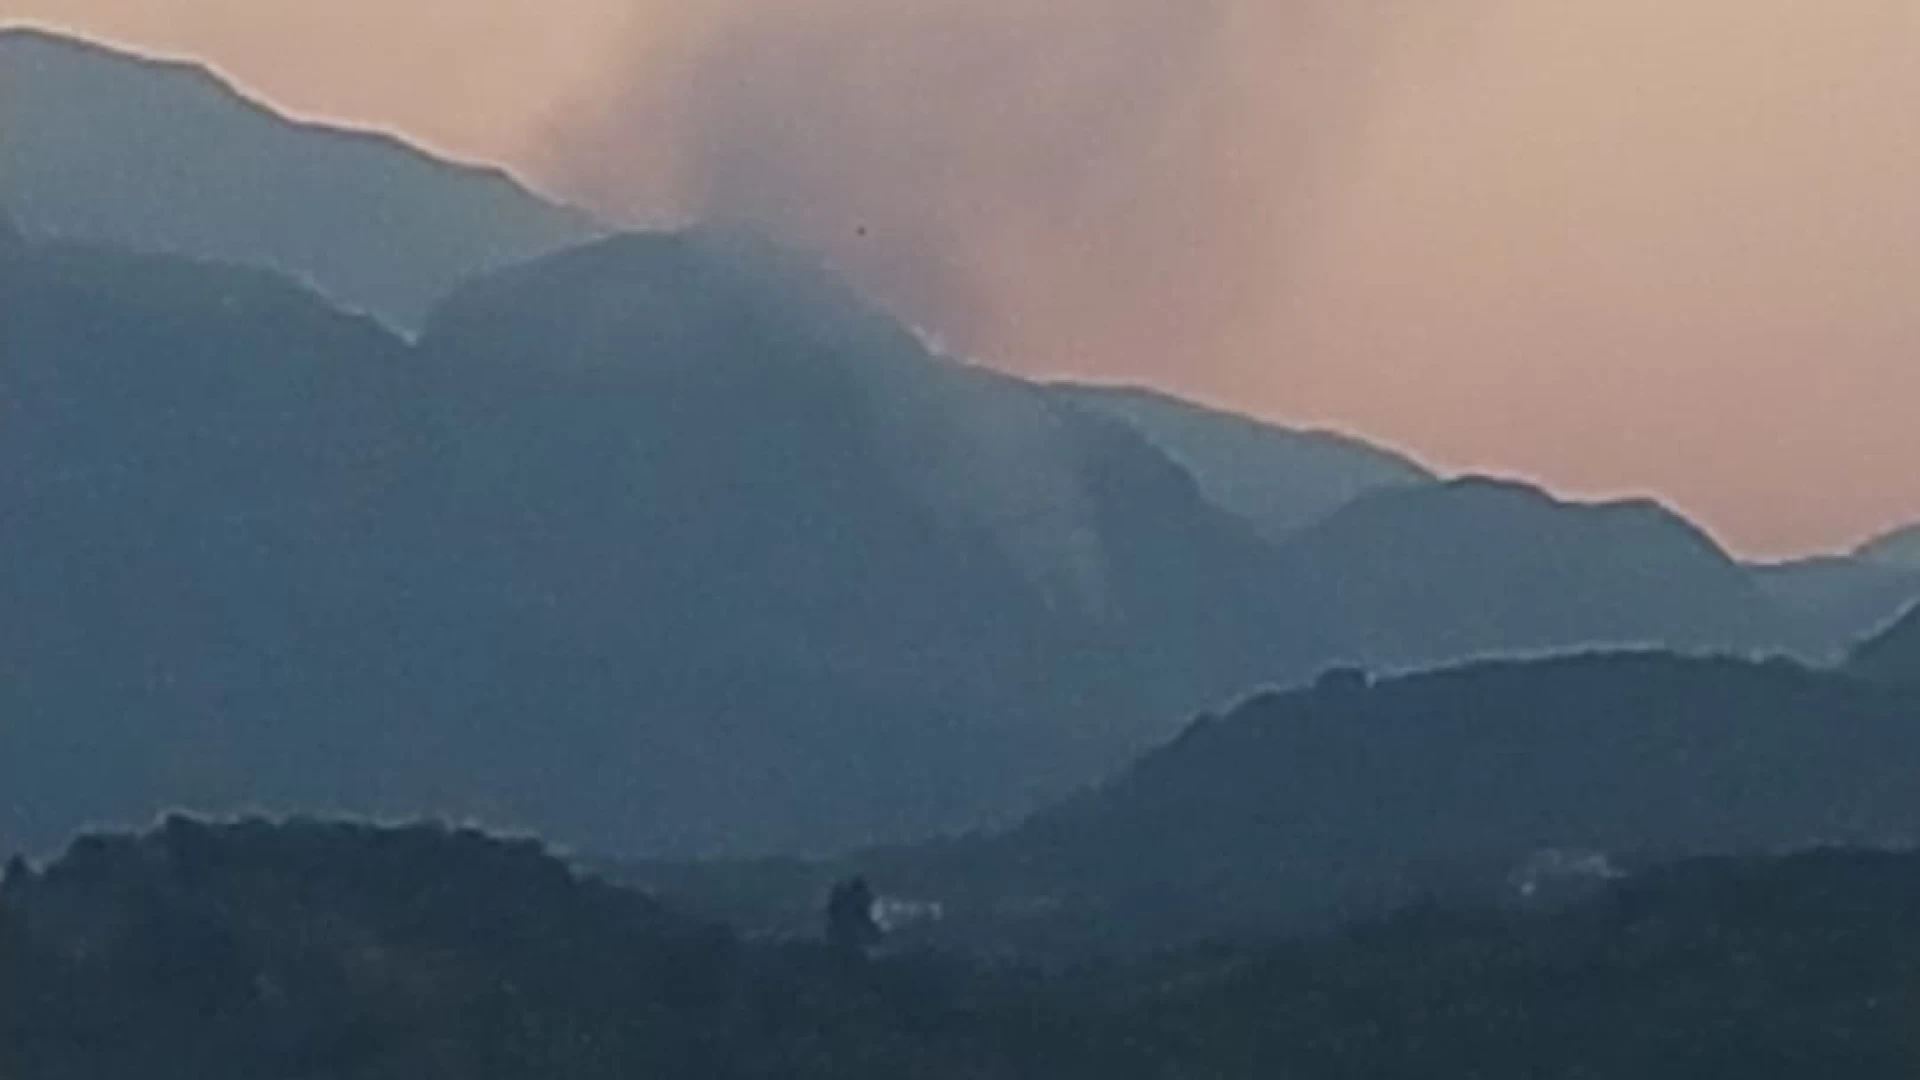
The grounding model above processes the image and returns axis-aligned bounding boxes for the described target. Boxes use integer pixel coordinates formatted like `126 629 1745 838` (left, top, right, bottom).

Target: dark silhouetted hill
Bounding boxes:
796 653 1920 947
0 28 601 330
1053 383 1435 539
1283 478 1809 672
1115 848 1920 1078
4 818 1916 1078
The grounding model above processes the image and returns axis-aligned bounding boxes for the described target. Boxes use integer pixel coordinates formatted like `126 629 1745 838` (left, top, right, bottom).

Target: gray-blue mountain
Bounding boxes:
1280 477 1811 673
5 28 1909 861
0 27 600 330
1051 384 1434 540
1848 602 1920 687
0 222 1344 857
1753 554 1920 662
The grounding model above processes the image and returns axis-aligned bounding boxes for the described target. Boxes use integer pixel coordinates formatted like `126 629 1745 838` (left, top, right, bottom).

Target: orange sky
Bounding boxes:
6 0 1919 558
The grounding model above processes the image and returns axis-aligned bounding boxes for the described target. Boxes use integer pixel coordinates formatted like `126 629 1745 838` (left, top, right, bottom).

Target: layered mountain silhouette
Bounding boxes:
9 27 1920 1078
9 211 1911 859
6 29 1914 863
1280 478 1808 673
0 223 1355 857
1053 384 1434 539
0 28 600 330
1753 554 1920 662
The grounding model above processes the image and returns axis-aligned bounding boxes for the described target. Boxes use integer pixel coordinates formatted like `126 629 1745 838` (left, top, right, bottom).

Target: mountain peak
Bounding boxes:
1282 473 1795 671
425 228 930 379
1341 475 1717 547
445 229 838 310
1 25 140 57
0 25 264 119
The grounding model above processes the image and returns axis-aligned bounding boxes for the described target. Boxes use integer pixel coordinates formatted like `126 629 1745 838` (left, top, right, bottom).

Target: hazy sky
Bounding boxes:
7 0 1919 558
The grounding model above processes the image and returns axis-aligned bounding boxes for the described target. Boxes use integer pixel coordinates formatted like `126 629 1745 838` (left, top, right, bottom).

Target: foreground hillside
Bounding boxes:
898 652 1920 934
622 653 1920 950
4 819 1916 1079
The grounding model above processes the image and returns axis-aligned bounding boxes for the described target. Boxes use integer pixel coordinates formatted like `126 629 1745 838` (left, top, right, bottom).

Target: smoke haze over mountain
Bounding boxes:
540 0 1920 558
11 0 1920 556
541 0 1446 391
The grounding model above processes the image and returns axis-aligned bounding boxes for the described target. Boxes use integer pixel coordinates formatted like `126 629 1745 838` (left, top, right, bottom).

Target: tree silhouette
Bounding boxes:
825 876 881 956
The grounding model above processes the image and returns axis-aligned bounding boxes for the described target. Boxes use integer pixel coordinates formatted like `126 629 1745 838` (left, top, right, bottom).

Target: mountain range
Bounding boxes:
2 28 1918 864
9 26 1920 1080
0 211 1359 857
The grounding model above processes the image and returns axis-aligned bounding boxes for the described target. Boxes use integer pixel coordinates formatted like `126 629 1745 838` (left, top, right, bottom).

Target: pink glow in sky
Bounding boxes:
7 0 1919 558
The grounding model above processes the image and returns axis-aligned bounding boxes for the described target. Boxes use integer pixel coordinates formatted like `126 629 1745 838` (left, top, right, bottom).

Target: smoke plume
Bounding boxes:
542 0 1422 390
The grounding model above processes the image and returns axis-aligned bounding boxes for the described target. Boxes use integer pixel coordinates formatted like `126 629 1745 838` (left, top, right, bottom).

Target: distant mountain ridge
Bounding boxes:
5 213 1903 859
1857 522 1920 569
1752 554 1920 662
1847 603 1920 687
1053 384 1435 539
1280 477 1807 672
0 27 602 329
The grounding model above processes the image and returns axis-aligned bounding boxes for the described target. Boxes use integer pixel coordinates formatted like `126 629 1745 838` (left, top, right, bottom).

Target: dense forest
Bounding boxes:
3 818 1916 1078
